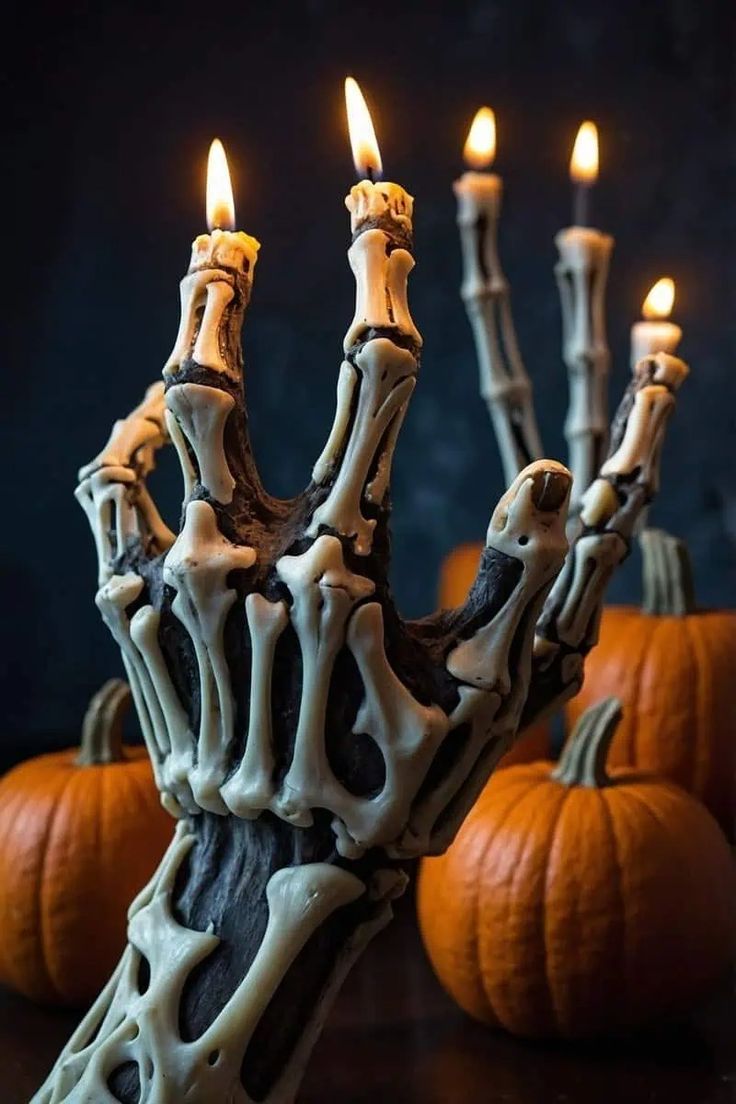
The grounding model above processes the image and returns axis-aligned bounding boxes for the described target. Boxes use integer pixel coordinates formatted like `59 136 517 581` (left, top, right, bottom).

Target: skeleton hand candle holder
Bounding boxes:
36 171 576 1103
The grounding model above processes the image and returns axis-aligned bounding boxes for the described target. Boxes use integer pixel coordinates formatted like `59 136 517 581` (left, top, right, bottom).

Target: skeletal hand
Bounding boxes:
76 189 572 863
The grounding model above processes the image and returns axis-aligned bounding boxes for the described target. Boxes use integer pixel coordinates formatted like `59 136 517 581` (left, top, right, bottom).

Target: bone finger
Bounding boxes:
78 381 167 481
525 352 688 729
76 383 173 583
310 180 421 558
446 460 571 694
162 232 268 523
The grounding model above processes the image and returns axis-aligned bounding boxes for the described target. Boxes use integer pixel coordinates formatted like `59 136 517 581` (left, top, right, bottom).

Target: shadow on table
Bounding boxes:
7 891 735 1104
303 901 736 1104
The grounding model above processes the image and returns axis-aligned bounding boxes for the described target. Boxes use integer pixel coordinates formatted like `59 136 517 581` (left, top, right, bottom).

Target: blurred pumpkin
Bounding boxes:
439 540 550 767
0 679 174 1008
418 697 736 1039
566 529 736 836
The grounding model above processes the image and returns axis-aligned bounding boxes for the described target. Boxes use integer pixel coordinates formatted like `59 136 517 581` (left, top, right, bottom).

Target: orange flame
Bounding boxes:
642 277 675 320
464 107 496 170
206 138 235 231
345 76 382 179
570 121 599 185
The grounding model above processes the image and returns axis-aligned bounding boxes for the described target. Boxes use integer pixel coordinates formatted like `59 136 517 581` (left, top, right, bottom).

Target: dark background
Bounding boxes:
3 0 735 767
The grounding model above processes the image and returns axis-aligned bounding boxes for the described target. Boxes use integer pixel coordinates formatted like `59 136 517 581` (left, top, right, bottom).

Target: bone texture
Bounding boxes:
75 382 174 587
555 225 614 518
34 823 368 1104
524 351 689 727
455 170 543 486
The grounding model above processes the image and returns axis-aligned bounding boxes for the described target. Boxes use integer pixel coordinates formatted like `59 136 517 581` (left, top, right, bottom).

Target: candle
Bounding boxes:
630 277 682 367
454 106 543 487
556 119 613 520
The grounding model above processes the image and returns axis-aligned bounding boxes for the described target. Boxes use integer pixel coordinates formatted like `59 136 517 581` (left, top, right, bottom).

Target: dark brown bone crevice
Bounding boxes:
107 1061 140 1104
170 810 397 1097
240 885 382 1101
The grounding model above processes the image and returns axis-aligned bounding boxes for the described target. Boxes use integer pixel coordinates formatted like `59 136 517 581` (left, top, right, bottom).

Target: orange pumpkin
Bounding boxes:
0 680 174 1008
566 528 736 835
418 697 736 1038
439 540 550 766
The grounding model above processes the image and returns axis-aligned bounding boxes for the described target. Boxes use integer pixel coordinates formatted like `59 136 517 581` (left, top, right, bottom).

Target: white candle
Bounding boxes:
630 277 682 367
454 107 542 487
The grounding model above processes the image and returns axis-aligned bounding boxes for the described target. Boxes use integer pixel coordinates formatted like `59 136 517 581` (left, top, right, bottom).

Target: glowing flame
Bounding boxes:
570 121 599 185
464 107 496 170
206 138 235 231
345 76 382 179
642 277 675 320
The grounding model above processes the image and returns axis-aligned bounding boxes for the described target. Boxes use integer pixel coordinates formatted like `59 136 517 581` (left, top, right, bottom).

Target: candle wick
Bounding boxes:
574 184 590 228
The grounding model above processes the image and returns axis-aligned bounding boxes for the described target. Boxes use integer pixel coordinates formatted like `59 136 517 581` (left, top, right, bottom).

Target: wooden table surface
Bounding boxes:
6 896 735 1103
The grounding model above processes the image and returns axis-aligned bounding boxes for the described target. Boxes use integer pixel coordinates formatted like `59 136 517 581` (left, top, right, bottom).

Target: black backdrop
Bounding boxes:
3 0 735 767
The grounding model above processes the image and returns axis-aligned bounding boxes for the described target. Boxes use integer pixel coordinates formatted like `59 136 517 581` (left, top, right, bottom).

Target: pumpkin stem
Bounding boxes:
640 528 696 616
76 679 131 766
552 697 622 788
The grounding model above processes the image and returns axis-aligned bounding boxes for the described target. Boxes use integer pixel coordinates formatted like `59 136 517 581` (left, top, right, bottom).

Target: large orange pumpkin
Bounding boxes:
0 680 174 1008
418 697 736 1038
439 541 550 766
566 528 736 835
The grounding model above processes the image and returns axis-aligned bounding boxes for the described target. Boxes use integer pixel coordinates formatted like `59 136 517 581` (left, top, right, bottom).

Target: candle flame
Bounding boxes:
642 277 675 320
206 138 235 231
570 121 599 185
464 107 496 170
345 76 382 179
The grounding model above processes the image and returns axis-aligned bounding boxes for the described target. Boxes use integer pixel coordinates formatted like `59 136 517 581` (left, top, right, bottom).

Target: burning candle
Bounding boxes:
165 139 259 383
454 107 542 487
555 119 613 520
631 277 682 367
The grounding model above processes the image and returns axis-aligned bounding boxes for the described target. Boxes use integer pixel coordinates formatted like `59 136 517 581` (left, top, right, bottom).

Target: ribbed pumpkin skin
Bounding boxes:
0 747 173 1007
566 605 736 834
439 540 550 767
418 761 736 1038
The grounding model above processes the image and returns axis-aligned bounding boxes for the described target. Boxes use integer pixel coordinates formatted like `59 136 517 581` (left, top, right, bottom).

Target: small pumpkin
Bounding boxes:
418 697 736 1038
0 680 173 1008
566 528 736 835
439 540 550 766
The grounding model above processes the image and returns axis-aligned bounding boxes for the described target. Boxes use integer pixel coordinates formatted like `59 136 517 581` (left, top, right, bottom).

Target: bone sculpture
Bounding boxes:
555 225 615 517
454 154 615 522
454 169 543 486
36 165 686 1103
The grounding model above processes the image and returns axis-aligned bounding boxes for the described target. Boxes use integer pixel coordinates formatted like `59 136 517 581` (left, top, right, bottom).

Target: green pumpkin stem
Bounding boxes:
640 528 696 616
552 697 622 788
76 679 131 766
